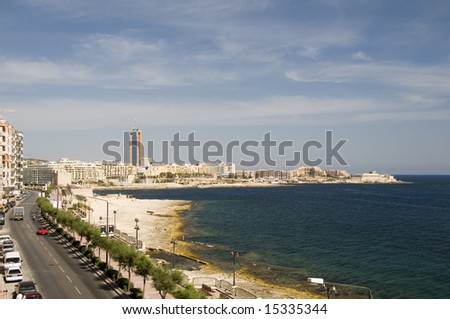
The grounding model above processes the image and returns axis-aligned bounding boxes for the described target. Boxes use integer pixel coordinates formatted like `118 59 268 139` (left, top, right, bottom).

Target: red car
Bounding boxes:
36 227 49 235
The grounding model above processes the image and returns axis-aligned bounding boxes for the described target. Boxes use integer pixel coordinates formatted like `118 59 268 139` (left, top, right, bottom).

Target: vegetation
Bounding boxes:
173 284 207 299
36 196 205 299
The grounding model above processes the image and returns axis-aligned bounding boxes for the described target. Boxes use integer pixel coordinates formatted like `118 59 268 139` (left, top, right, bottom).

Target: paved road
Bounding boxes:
2 191 126 299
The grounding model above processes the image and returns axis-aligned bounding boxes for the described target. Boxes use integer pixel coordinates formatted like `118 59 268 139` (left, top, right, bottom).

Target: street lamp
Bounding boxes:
170 239 177 268
113 210 117 230
231 251 239 286
134 218 140 249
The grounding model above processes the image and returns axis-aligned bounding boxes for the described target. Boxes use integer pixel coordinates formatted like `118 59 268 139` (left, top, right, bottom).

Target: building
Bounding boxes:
205 162 236 177
359 171 397 183
102 160 137 182
53 169 72 186
23 162 55 185
291 166 327 178
0 117 23 196
255 169 291 181
128 128 143 167
56 158 105 183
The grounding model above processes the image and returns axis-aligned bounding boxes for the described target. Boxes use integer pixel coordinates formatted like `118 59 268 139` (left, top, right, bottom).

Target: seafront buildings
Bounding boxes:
20 125 398 187
22 156 398 187
0 116 24 197
23 158 237 186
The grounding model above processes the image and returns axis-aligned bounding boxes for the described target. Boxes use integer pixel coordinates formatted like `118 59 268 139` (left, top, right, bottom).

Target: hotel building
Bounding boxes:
128 128 143 167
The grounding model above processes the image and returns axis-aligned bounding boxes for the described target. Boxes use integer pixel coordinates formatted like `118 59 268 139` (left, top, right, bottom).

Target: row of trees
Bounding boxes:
37 197 205 299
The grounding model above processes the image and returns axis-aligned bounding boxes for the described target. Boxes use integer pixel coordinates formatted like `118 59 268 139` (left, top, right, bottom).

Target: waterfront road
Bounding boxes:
2 191 125 299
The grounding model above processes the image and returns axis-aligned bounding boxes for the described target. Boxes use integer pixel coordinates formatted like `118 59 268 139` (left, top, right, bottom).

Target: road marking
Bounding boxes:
75 287 82 295
53 258 58 264
59 266 65 273
66 275 72 283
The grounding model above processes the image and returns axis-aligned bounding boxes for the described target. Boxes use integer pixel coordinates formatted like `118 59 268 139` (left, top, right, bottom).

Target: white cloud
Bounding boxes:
285 61 450 95
9 92 449 132
0 58 92 85
75 34 164 62
352 51 371 62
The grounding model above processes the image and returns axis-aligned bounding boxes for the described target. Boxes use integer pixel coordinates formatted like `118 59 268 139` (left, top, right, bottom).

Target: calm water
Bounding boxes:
96 175 450 298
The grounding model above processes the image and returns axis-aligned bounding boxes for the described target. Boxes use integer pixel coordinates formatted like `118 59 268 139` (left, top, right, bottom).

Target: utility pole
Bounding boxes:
231 251 239 286
134 218 140 249
170 239 177 268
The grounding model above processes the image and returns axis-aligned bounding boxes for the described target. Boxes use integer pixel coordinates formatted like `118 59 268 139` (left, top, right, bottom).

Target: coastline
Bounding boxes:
91 177 409 192
73 187 321 298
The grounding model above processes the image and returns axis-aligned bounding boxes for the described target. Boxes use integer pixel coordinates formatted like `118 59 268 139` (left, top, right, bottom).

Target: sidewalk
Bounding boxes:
0 274 7 299
96 246 174 299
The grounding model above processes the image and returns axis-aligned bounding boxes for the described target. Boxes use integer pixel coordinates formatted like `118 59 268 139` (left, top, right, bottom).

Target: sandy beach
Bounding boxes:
70 188 320 299
71 188 190 251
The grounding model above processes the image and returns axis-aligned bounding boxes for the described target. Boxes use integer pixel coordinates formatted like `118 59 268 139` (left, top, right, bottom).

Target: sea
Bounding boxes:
96 175 450 299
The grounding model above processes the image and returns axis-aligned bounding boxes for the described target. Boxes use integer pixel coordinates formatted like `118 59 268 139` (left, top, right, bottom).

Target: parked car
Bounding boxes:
1 240 14 255
3 251 22 269
36 227 49 235
23 291 43 299
4 266 23 282
0 234 12 244
14 281 39 299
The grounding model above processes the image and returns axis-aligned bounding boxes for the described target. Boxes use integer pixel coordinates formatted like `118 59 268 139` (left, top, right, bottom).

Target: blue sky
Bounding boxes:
1 0 450 174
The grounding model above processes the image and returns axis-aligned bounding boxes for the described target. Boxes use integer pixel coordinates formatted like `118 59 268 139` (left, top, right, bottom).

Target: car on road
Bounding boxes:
14 281 41 299
12 207 24 221
36 226 49 235
3 266 23 282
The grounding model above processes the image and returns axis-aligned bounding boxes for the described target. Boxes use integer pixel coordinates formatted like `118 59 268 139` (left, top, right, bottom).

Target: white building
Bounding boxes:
0 117 23 196
205 162 236 177
102 160 137 182
360 171 397 183
55 158 105 183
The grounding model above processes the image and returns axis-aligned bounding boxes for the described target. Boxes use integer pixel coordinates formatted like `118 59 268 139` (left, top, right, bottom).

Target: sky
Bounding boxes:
1 0 450 174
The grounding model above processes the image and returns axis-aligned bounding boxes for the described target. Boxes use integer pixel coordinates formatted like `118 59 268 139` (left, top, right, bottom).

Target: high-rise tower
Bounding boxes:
128 128 143 167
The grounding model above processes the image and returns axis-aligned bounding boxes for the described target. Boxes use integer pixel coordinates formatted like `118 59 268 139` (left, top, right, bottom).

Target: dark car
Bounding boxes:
14 281 39 299
24 291 43 299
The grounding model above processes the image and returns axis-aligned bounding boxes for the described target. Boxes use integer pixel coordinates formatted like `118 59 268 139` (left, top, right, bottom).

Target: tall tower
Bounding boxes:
128 128 143 167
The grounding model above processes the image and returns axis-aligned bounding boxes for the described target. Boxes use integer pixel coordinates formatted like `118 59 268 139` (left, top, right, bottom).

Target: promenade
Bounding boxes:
94 246 174 299
50 189 318 299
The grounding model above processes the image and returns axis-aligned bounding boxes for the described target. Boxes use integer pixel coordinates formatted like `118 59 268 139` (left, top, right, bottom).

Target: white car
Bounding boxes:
4 266 23 282
0 234 12 244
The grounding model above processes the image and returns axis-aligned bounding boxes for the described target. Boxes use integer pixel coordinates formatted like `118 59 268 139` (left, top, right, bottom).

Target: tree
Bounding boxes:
108 241 139 292
135 254 155 296
152 267 176 299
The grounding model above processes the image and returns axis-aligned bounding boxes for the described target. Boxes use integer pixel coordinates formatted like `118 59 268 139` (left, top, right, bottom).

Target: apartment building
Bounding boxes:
0 117 24 196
